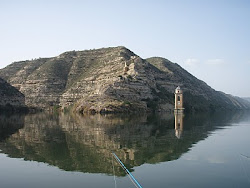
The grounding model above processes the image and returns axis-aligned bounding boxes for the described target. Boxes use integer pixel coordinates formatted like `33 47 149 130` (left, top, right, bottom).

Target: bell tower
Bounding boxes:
174 86 184 112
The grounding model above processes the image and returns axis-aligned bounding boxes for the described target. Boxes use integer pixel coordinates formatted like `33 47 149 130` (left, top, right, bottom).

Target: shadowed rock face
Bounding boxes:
0 111 248 176
0 77 26 111
0 46 249 113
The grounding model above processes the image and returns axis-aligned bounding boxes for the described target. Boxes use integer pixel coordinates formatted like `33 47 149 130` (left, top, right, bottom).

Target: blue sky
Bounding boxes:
0 0 249 97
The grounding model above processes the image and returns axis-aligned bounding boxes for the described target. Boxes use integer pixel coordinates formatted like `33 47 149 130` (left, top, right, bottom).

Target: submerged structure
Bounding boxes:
174 86 184 112
175 112 184 139
174 86 184 138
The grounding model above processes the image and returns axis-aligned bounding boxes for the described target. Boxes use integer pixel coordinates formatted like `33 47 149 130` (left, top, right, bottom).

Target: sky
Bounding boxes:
0 0 249 97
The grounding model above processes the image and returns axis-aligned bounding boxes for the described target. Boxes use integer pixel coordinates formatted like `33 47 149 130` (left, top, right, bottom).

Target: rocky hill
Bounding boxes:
0 77 26 112
0 46 249 113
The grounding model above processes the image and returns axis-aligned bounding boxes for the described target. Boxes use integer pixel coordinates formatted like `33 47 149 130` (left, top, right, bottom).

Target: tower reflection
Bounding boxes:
1 111 247 176
175 112 184 139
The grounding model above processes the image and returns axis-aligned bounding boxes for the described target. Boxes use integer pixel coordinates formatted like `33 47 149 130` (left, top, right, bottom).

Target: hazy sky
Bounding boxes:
0 0 249 97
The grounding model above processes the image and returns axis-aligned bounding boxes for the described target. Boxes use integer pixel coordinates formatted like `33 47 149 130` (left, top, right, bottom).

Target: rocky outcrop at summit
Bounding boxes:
0 46 249 113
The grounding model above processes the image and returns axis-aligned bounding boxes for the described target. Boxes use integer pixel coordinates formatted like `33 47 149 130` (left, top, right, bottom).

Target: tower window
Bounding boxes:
178 96 180 101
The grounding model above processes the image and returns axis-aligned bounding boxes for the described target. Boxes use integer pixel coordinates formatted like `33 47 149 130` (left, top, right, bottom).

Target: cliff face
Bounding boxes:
0 46 249 113
0 77 26 111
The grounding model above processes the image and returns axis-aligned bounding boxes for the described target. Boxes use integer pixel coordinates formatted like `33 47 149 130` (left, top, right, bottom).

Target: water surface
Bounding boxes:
0 111 250 188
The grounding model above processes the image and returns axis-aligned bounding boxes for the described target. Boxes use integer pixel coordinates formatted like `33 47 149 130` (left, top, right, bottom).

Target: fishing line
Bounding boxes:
117 161 140 188
239 154 250 183
241 154 250 160
112 152 143 188
112 153 117 188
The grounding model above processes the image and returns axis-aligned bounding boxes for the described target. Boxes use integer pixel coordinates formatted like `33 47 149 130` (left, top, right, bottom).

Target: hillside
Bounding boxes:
243 97 250 102
0 46 249 113
0 77 26 112
146 57 250 111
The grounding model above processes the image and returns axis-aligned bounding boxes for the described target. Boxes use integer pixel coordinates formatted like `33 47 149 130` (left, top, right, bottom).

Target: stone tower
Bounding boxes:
174 86 184 112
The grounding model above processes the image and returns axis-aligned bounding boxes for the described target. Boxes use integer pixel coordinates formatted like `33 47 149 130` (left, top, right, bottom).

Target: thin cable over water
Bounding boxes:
239 154 250 183
112 154 117 188
112 152 143 188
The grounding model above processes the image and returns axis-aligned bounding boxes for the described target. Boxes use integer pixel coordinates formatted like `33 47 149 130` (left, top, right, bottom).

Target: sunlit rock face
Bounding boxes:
0 46 250 113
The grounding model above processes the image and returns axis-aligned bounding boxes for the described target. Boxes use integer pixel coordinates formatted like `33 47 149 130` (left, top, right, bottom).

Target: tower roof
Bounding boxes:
175 86 182 93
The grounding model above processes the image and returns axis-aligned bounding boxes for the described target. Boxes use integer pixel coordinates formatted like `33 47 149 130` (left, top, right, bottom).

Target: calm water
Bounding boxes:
0 111 250 188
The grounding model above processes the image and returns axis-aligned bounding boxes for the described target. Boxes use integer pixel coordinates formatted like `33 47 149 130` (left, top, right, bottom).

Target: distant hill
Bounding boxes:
243 97 250 102
0 46 249 113
146 57 250 111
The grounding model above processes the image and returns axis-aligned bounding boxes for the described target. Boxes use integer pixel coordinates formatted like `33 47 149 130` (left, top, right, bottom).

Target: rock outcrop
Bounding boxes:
0 46 249 113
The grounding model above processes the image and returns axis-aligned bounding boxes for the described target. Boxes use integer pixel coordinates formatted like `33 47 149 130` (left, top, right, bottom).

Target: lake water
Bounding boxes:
0 111 250 188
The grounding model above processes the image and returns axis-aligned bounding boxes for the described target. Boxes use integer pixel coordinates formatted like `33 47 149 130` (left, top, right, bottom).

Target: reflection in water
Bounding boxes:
175 112 184 139
0 115 24 141
0 111 249 176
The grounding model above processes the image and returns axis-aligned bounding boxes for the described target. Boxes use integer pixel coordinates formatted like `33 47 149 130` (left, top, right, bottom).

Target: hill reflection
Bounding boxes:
0 111 248 176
